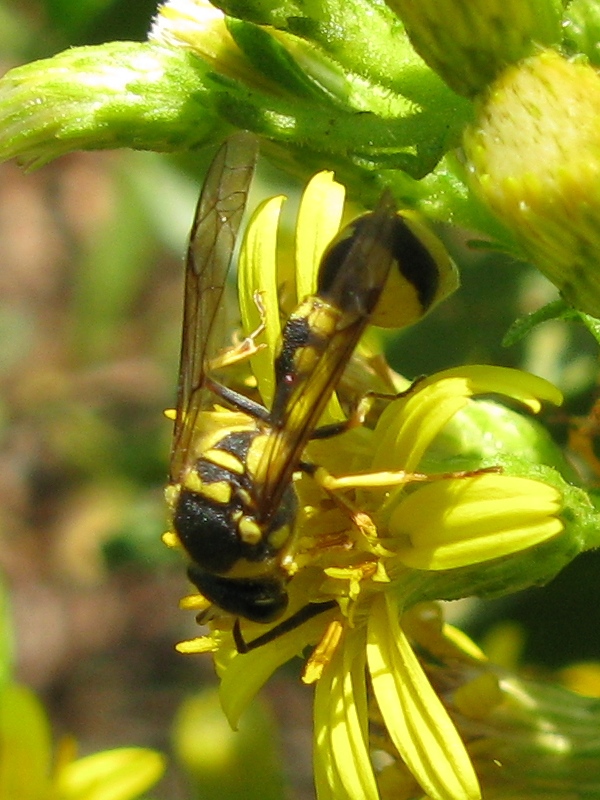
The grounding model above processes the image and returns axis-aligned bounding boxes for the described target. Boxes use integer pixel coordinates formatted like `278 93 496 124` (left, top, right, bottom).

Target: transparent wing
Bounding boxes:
254 192 398 518
169 132 259 483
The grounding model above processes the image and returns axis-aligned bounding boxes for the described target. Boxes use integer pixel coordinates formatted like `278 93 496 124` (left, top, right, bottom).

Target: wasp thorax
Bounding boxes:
173 429 297 576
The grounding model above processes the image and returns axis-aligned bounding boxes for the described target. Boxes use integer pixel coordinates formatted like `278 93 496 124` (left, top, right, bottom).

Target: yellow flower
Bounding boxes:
368 602 600 800
174 170 565 800
0 682 165 800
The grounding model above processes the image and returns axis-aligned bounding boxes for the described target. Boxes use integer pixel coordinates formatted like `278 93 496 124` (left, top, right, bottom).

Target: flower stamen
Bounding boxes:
303 619 345 684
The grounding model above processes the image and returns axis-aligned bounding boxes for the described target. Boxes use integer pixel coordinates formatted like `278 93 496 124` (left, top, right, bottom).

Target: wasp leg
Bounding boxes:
384 373 427 399
204 294 270 420
309 376 428 441
312 464 501 492
205 377 271 422
208 311 266 372
296 461 380 532
233 600 338 653
302 619 344 683
303 463 502 536
314 466 429 491
310 394 373 440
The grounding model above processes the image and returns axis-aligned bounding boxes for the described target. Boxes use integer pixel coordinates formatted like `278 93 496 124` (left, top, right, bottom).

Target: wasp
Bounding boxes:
167 132 454 651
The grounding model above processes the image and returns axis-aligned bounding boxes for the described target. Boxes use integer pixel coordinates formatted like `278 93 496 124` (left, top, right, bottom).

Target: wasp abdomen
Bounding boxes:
317 209 455 330
387 216 441 311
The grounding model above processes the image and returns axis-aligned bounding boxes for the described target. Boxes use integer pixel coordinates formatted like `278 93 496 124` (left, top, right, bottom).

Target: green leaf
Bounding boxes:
504 300 600 348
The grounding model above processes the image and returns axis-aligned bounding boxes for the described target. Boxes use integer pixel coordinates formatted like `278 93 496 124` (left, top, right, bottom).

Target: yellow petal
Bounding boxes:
238 194 285 408
0 683 51 800
372 379 470 474
367 595 480 800
295 170 347 424
54 748 165 800
219 640 298 731
219 609 329 729
295 171 345 300
391 475 563 569
423 365 563 412
371 365 562 476
314 628 378 800
442 624 487 662
175 636 217 654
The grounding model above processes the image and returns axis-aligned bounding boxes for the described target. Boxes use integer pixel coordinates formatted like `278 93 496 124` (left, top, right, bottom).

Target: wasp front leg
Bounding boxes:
208 291 267 372
303 461 502 544
311 463 501 493
310 376 429 441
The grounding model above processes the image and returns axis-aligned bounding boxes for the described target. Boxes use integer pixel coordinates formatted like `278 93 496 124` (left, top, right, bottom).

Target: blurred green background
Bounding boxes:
2 2 600 798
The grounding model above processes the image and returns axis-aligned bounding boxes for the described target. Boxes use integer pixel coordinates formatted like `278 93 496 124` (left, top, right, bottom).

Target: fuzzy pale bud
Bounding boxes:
464 50 600 317
386 0 561 97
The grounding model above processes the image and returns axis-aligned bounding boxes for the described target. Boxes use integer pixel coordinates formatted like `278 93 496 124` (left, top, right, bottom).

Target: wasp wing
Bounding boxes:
253 192 398 519
170 132 259 483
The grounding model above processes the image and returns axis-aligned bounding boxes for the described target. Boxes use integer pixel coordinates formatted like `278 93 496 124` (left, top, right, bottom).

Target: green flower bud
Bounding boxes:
464 50 600 317
563 0 600 65
476 674 600 797
0 1 474 176
173 689 285 798
428 399 575 479
419 467 600 606
385 0 562 97
0 41 223 168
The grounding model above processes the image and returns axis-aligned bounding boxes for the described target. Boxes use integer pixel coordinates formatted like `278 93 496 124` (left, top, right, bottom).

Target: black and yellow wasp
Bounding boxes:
167 132 453 651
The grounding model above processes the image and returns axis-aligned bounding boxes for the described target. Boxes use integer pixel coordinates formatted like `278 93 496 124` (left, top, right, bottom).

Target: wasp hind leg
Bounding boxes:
206 377 271 422
205 294 271 421
313 464 502 493
233 600 338 653
309 376 428 442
